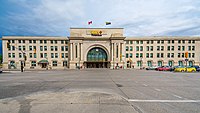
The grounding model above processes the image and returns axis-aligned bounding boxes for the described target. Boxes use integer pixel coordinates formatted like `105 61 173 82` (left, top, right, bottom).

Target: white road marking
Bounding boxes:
143 84 148 86
128 99 200 103
173 94 182 99
154 88 161 91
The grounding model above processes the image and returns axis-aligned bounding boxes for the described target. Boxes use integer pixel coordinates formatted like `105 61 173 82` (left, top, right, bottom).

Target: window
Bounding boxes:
161 40 164 44
171 53 174 58
44 53 47 58
178 46 181 51
150 46 153 51
178 40 181 43
188 46 191 51
40 40 43 43
146 46 149 51
65 41 68 44
157 40 160 44
136 46 139 51
8 53 11 58
140 46 143 51
29 46 32 51
161 46 164 51
182 46 185 51
12 46 15 51
75 45 78 58
140 53 143 58
55 53 58 58
22 40 25 43
126 41 129 44
178 53 181 58
12 53 15 58
61 40 64 44
18 40 21 43
157 53 160 58
171 46 174 51
130 46 133 51
189 53 191 58
130 53 133 58
55 46 58 51
44 46 47 51
146 53 149 58
54 40 57 44
126 53 129 58
51 53 54 58
168 40 170 44
19 46 21 51
61 46 64 51
23 46 26 51
188 40 191 43
136 41 139 44
34 53 37 58
167 46 170 51
172 40 174 43
61 53 64 58
65 53 68 58
167 53 170 58
126 46 129 51
182 40 185 43
192 46 195 51
147 41 150 44
44 40 47 44
52 61 57 66
63 61 67 67
51 46 54 51
182 53 184 58
33 40 36 43
33 46 36 50
140 41 143 44
40 53 43 58
29 40 32 43
51 40 53 44
40 46 43 51
29 53 33 58
192 40 195 43
19 53 22 58
130 41 133 44
150 53 153 58
136 53 139 58
31 61 36 67
147 61 152 67
192 53 195 58
65 46 68 51
157 46 160 51
151 40 154 44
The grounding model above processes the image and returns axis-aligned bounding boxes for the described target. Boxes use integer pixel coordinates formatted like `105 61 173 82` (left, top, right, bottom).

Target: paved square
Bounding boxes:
0 69 200 113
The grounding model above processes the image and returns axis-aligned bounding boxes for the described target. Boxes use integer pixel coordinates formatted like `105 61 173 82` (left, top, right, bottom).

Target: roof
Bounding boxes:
38 60 48 64
2 36 69 40
125 36 200 40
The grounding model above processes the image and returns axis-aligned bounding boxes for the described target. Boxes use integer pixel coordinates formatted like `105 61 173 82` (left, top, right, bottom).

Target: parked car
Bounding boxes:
156 66 172 71
146 66 158 70
191 65 200 72
170 66 182 71
174 66 196 72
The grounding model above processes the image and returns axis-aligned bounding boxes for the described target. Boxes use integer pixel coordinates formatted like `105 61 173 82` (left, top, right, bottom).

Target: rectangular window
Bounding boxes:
8 53 11 58
23 46 26 51
151 40 154 44
40 53 43 58
130 46 133 51
44 53 47 58
188 46 191 51
55 46 58 51
161 40 164 44
40 46 43 51
51 53 54 58
147 41 150 44
52 61 57 66
65 40 68 44
33 46 36 50
12 53 15 58
157 53 160 58
150 53 153 58
178 46 181 51
157 40 160 44
171 53 174 58
61 46 64 51
161 46 164 51
61 40 64 44
126 53 129 58
44 40 47 44
192 53 195 58
44 46 47 51
19 46 21 51
51 46 54 51
51 40 53 44
182 40 185 43
192 46 195 51
130 41 133 44
130 53 133 58
140 46 143 51
29 46 32 51
19 53 22 58
65 53 68 58
178 53 181 58
178 40 181 43
136 46 139 51
136 41 139 44
150 46 153 51
12 40 15 43
146 46 149 51
33 40 36 43
182 53 184 58
136 53 139 58
55 53 58 58
61 53 64 58
157 46 160 51
140 53 143 58
116 45 119 58
34 53 37 58
140 41 143 44
65 46 68 51
40 40 43 44
18 40 21 43
182 46 185 51
171 46 174 51
12 46 15 51
146 53 149 58
55 40 57 44
189 53 191 58
75 45 78 58
192 40 195 43
126 46 129 51
188 40 191 43
126 41 129 44
22 40 25 43
167 46 170 51
29 53 33 58
31 61 36 67
172 40 174 43
168 40 170 44
167 53 170 58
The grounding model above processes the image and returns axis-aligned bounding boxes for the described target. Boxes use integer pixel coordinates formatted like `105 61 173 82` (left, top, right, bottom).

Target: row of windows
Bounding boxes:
126 53 195 58
8 53 68 58
30 61 67 67
8 40 68 44
8 46 68 51
126 40 196 44
126 46 195 51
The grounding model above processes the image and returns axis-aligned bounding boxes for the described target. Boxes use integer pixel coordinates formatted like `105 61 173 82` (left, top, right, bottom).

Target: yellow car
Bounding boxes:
174 67 196 72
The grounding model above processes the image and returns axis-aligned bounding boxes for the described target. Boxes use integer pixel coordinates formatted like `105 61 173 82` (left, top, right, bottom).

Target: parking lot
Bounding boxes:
0 69 200 113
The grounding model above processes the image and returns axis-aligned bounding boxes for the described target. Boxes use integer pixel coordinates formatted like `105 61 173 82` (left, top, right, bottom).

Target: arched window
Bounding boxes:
87 47 107 62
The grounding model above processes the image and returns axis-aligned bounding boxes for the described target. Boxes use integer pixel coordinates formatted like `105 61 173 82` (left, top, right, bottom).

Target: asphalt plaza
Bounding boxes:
0 69 200 113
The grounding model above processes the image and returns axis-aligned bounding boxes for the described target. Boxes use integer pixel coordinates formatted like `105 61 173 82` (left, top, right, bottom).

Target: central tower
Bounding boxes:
69 28 126 69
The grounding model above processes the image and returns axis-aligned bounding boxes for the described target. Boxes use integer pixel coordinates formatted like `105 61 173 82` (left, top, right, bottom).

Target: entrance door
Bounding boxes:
86 47 109 68
41 63 47 68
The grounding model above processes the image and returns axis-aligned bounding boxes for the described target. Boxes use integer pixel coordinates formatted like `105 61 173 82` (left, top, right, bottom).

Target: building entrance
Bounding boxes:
86 47 109 68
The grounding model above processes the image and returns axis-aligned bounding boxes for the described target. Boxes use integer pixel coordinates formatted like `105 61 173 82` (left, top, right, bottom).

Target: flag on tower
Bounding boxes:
106 22 111 25
88 21 92 25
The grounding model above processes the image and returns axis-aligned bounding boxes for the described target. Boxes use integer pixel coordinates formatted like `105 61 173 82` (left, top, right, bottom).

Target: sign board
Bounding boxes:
90 30 102 36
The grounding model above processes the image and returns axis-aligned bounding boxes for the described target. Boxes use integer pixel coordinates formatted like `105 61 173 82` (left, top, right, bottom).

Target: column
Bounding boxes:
80 43 83 60
111 43 114 61
70 43 73 60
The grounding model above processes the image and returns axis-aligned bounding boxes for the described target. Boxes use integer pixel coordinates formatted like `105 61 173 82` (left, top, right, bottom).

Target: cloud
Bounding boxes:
1 0 200 37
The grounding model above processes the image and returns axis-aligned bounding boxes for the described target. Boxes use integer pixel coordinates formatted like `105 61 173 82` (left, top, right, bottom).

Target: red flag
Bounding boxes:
88 21 92 25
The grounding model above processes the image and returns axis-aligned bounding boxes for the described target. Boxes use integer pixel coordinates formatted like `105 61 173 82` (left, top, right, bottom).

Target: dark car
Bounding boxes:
191 65 200 72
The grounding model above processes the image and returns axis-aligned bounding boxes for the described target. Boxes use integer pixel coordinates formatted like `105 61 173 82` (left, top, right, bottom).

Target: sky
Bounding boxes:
0 0 200 37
